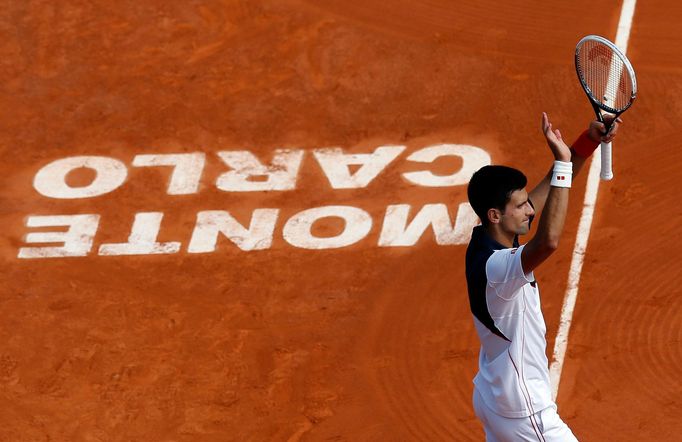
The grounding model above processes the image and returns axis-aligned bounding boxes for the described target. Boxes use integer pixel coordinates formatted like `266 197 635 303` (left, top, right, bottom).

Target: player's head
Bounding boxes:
467 165 534 234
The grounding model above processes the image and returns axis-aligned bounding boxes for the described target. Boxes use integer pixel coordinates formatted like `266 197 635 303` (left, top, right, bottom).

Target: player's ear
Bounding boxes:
487 208 502 225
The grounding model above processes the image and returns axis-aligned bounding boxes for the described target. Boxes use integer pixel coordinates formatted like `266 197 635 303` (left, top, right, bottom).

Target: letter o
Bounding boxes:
33 156 128 199
283 206 372 249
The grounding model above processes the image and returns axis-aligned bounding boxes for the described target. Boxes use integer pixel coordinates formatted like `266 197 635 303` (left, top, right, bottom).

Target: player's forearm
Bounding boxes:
570 151 588 176
535 185 569 250
570 129 599 175
528 169 551 213
522 154 572 272
521 184 569 272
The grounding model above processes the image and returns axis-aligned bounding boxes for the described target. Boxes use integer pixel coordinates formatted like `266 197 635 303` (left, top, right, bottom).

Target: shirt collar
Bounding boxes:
471 225 520 250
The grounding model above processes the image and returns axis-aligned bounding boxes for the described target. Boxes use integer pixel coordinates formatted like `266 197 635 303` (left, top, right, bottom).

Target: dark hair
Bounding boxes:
467 165 527 226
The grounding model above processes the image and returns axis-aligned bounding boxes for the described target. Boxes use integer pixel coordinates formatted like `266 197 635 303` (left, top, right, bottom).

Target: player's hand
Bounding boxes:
588 115 623 143
542 112 571 162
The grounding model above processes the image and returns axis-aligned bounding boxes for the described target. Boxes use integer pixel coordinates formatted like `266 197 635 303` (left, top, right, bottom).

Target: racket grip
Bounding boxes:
600 141 613 180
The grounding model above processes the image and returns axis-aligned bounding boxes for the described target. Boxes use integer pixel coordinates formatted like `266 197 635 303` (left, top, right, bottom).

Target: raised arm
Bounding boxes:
521 113 574 273
528 116 622 214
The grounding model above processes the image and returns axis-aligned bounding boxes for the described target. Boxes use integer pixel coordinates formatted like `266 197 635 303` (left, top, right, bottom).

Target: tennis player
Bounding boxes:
465 113 621 441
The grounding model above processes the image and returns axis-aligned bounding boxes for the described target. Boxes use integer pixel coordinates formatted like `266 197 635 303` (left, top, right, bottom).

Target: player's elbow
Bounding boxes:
538 233 561 252
545 235 561 251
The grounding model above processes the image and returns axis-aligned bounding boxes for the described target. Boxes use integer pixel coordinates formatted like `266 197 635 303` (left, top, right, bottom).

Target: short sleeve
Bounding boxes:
485 244 534 300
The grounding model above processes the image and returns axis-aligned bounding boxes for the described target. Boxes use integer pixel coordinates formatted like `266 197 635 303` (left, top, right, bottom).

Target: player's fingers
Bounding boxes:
604 127 618 142
609 119 621 137
601 115 623 142
542 112 550 132
603 113 618 124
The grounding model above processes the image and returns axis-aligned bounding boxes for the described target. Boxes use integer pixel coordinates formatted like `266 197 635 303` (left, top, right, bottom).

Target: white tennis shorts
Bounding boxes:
473 388 579 442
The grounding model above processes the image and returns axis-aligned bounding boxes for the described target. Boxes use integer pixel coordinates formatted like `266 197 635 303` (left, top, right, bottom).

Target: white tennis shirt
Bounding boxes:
465 226 553 418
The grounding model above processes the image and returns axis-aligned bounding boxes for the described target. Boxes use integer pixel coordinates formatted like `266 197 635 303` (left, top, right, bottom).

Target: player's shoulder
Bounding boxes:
486 246 517 269
485 244 527 284
489 245 521 262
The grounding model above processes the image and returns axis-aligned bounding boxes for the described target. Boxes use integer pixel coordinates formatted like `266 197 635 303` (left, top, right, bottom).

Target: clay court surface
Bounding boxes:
1 0 681 440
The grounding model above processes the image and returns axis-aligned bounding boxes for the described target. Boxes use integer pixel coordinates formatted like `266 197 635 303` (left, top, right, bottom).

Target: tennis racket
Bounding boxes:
575 35 637 180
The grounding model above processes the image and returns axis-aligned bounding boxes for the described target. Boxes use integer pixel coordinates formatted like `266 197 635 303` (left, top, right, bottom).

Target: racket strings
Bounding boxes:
577 40 634 112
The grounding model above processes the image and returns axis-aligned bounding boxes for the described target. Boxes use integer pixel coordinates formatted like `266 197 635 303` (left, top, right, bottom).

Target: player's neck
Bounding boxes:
485 225 515 248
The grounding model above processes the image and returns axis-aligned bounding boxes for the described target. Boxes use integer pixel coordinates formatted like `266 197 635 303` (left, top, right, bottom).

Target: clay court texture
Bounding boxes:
1 0 681 440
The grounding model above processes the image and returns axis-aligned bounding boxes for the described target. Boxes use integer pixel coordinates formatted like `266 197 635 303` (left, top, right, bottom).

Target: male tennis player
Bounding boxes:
465 113 621 441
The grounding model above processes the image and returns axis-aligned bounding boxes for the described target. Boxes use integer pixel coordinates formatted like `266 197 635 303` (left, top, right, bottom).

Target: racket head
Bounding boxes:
575 35 637 115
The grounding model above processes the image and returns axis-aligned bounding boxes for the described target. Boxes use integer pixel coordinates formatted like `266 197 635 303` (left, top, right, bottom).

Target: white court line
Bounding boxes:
549 0 638 400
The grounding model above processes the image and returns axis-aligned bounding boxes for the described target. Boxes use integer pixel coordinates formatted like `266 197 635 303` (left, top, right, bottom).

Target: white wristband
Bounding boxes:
550 160 572 188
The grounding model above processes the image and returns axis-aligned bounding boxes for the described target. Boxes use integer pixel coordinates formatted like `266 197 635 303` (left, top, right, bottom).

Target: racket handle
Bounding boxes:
600 141 613 181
